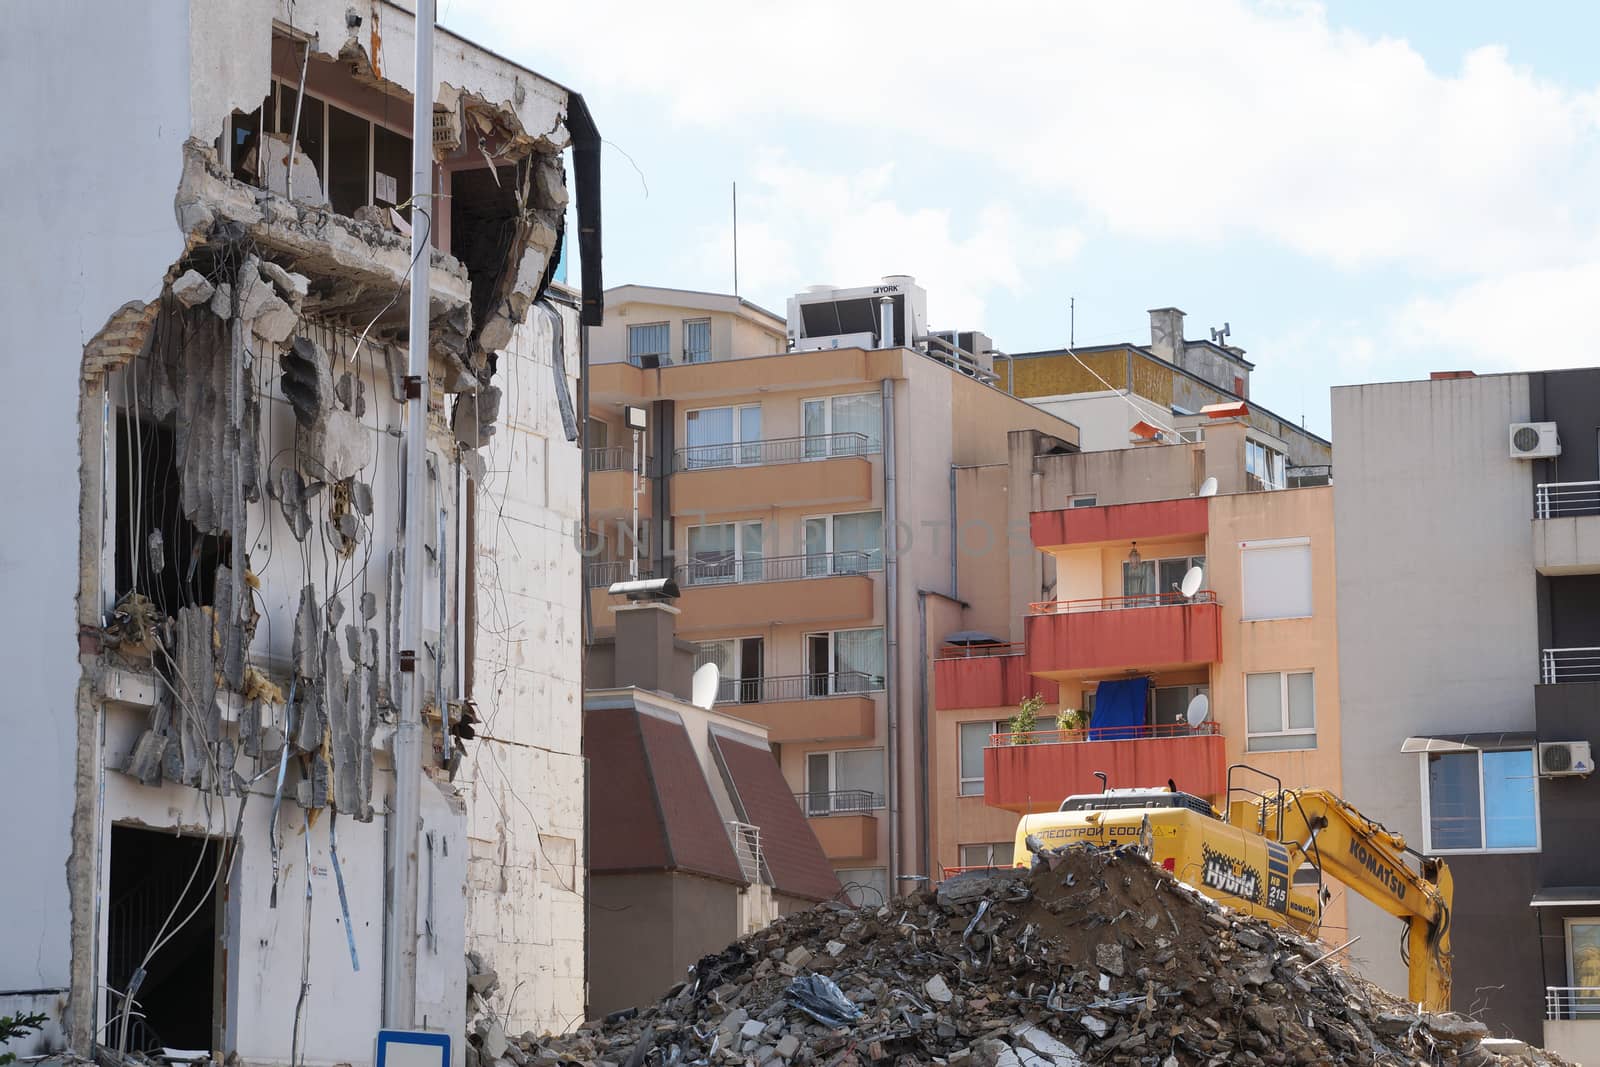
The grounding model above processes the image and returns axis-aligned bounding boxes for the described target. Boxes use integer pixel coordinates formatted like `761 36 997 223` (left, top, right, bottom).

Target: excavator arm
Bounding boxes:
1253 790 1453 1010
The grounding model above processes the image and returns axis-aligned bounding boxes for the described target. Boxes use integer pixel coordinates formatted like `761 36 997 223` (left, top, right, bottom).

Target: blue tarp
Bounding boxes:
1089 678 1150 740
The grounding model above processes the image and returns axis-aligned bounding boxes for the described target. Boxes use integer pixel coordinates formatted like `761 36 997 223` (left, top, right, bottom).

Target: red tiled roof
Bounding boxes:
710 725 841 903
585 704 746 885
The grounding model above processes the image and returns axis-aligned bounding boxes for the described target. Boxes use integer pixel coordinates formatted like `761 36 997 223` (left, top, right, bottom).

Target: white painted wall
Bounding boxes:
1028 391 1169 453
1331 374 1537 996
0 2 190 1048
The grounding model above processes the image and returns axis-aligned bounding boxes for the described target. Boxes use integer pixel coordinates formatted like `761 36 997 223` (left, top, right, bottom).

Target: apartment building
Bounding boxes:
1006 307 1331 471
931 417 1341 939
4 3 596 1059
582 278 1081 904
1333 369 1600 1059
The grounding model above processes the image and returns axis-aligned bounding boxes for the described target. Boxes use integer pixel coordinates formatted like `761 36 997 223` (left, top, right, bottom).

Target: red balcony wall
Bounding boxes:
934 656 1060 711
984 732 1227 813
1024 601 1221 677
1031 497 1209 550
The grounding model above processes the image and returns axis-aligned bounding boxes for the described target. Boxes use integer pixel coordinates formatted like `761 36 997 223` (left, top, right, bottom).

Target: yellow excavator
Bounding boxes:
1012 765 1453 1010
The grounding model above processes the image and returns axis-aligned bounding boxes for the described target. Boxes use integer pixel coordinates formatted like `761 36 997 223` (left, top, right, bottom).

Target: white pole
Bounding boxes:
630 428 641 579
385 0 434 1030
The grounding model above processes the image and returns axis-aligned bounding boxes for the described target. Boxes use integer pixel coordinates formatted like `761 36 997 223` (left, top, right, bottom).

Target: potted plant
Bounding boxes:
1009 694 1045 745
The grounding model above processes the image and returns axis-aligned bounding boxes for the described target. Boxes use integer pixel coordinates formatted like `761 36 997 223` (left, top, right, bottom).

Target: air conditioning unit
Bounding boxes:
1539 741 1593 777
1510 422 1560 459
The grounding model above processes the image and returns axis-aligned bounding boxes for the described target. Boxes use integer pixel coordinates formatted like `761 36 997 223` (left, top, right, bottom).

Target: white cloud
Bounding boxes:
675 156 1083 326
1394 263 1600 369
470 0 1600 277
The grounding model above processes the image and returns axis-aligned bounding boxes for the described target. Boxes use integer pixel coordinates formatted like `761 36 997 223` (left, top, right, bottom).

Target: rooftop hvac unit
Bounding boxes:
1539 741 1592 778
1509 422 1560 459
788 276 928 352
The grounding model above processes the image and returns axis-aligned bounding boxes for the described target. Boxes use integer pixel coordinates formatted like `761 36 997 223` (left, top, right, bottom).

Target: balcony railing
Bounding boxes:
1287 464 1332 488
989 721 1222 746
584 560 654 589
727 820 762 883
1028 590 1218 614
794 788 884 817
1537 481 1600 519
675 432 875 471
586 445 637 473
935 642 1026 660
678 550 879 586
1542 647 1600 684
714 670 883 705
1547 987 1600 1020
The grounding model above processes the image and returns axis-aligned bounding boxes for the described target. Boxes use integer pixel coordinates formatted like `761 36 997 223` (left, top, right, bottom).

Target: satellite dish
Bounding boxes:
1179 565 1203 599
691 663 720 710
1185 693 1210 728
1197 476 1219 498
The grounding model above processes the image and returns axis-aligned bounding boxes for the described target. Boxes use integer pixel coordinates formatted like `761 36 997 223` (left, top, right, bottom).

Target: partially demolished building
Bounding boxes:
2 2 597 1062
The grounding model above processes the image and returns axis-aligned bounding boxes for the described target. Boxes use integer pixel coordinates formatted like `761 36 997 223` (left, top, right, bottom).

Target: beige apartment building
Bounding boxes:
582 282 1081 903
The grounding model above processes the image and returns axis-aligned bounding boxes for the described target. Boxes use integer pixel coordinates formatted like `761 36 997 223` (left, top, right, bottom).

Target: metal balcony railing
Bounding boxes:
674 431 875 471
794 788 884 817
584 560 654 589
1287 464 1333 488
1536 481 1600 519
586 445 637 473
677 550 879 586
713 670 883 705
1542 647 1600 684
1547 987 1600 1020
727 820 763 883
935 641 1026 660
989 721 1222 746
1027 590 1218 614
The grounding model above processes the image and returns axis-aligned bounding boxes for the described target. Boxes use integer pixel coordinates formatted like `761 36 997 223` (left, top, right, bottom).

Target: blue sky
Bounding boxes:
443 1 1600 437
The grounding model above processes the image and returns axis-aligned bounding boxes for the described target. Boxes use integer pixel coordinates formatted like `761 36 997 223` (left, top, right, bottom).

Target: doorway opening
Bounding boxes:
105 826 222 1054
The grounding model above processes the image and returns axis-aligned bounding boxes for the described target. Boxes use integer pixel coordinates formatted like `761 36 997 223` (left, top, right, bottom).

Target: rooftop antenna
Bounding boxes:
732 180 739 296
1070 297 1075 348
1210 322 1231 345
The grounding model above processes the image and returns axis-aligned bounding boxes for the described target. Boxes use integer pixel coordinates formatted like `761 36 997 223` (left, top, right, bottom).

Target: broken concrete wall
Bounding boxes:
461 297 587 1035
0 2 191 1052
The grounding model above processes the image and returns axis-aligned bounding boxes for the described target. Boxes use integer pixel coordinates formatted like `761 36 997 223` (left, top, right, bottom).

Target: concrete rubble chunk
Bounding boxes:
923 973 953 1003
172 269 215 308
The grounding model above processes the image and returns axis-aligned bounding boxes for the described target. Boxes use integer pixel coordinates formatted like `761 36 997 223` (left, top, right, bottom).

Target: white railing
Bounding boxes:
1543 648 1600 684
1547 986 1600 1020
1536 481 1600 519
727 820 762 882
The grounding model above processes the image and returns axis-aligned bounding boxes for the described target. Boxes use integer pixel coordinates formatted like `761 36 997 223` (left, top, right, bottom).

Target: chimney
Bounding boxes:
1148 307 1186 363
610 601 695 699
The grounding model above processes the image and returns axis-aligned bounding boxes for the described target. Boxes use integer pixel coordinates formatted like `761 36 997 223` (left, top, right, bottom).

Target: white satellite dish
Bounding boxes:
691 663 721 710
1197 476 1218 498
1179 565 1203 599
1185 693 1210 727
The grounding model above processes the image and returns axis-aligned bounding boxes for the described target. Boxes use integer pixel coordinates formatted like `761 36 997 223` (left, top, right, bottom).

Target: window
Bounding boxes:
1566 920 1600 1011
1122 554 1204 603
685 522 762 584
1246 438 1287 491
1422 747 1538 853
958 842 1015 869
803 511 884 576
683 318 712 363
805 628 886 695
835 867 889 907
326 103 373 218
1245 671 1315 751
1070 495 1098 508
1154 684 1209 728
805 749 885 814
629 323 671 367
586 417 610 450
958 721 1007 797
683 405 761 469
694 637 763 703
1240 539 1312 620
803 393 882 457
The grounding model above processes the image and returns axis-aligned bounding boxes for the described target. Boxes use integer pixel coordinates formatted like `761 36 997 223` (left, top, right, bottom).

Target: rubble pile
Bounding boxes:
483 846 1571 1067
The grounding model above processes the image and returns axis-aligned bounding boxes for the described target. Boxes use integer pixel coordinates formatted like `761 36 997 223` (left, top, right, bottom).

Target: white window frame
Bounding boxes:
1121 552 1205 603
1239 537 1312 621
802 392 882 457
804 628 886 695
694 636 763 703
958 842 1015 869
1246 437 1287 491
1418 746 1541 856
802 511 884 576
805 748 886 813
682 404 762 468
958 720 1007 797
684 520 762 584
1244 670 1316 751
1069 494 1098 508
682 317 712 363
628 321 671 367
1564 918 1600 1004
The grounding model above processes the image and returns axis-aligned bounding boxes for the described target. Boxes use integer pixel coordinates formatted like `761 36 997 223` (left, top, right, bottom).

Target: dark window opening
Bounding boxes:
372 125 413 215
105 826 221 1054
450 164 521 330
116 415 225 614
228 97 271 185
274 83 326 179
327 104 371 217
738 637 764 704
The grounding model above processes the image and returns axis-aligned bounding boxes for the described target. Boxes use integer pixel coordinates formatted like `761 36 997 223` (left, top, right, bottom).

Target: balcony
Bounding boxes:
1032 497 1209 552
1024 592 1222 682
934 643 1059 710
1544 988 1600 1065
714 672 878 743
983 722 1227 814
1542 648 1600 684
585 560 655 589
677 552 877 630
673 433 876 512
588 446 647 520
794 789 881 862
1535 482 1600 575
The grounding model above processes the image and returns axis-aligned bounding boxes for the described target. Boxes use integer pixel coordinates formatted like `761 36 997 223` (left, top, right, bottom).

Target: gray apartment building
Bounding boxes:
1333 368 1600 1062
